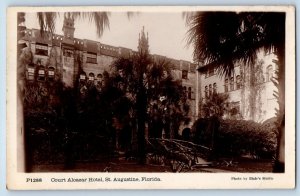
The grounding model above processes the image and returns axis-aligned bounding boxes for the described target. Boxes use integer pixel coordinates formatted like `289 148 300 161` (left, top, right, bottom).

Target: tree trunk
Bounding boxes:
136 79 147 164
273 45 285 173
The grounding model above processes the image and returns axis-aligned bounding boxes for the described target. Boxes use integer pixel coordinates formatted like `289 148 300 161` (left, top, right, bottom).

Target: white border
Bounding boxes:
6 6 295 190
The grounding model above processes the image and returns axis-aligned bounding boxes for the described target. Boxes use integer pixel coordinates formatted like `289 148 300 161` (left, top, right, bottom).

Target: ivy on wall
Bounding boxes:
240 59 265 122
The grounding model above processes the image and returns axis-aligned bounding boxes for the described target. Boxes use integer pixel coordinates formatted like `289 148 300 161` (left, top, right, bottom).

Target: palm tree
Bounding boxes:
36 12 110 37
201 93 229 118
185 12 285 172
111 52 189 163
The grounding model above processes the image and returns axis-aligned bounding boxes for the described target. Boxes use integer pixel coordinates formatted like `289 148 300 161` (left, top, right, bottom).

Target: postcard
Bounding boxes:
6 6 295 189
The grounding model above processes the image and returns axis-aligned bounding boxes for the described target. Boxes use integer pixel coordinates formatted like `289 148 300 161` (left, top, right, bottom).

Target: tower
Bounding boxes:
138 26 149 54
62 16 75 40
61 16 75 87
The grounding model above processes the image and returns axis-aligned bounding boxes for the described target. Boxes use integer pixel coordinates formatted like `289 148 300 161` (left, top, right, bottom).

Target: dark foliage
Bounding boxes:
192 117 277 159
201 93 229 118
217 118 277 159
185 12 285 78
24 79 117 164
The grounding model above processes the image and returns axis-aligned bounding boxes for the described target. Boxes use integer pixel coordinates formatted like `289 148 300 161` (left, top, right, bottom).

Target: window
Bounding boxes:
118 69 125 78
96 74 103 84
236 75 241 89
230 77 234 91
230 101 240 118
79 72 86 81
89 73 95 81
188 87 192 99
224 79 229 92
162 70 168 79
63 49 73 57
97 74 103 81
86 52 97 64
27 66 35 81
205 86 208 98
209 84 212 96
182 70 188 79
183 86 187 97
118 81 125 91
266 65 273 82
48 67 55 81
35 43 48 56
37 68 45 81
213 83 217 94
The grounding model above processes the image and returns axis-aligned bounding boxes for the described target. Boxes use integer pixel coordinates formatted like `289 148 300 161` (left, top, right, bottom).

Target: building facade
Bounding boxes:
20 17 197 129
196 52 278 123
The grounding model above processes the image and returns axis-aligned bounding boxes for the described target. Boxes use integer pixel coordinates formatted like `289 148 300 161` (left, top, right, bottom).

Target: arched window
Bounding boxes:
37 66 45 81
95 74 103 91
97 74 103 82
266 65 273 82
230 101 241 118
182 70 188 79
205 86 208 98
27 64 35 81
63 49 73 58
230 77 234 91
182 86 187 98
88 73 95 81
118 68 125 78
213 83 217 94
236 75 241 89
188 87 192 99
209 84 212 96
224 79 229 92
48 67 55 81
79 72 86 81
118 81 126 91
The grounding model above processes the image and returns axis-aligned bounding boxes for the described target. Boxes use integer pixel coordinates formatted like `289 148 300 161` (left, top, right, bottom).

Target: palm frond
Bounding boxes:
37 12 57 36
126 12 138 19
182 11 197 26
185 12 242 77
37 12 110 38
150 57 173 79
185 12 285 79
257 12 286 51
69 12 110 37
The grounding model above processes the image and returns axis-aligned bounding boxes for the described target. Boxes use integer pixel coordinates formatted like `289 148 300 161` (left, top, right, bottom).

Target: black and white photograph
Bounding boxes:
6 6 295 189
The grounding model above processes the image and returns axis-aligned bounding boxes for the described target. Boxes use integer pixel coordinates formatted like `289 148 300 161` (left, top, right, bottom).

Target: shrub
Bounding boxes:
192 117 277 159
192 117 219 149
218 119 277 159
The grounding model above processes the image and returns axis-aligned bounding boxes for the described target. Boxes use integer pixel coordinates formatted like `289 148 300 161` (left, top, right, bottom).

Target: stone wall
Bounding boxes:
198 51 278 122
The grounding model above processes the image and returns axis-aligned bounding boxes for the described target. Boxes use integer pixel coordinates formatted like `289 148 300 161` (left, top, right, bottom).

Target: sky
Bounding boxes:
25 12 194 62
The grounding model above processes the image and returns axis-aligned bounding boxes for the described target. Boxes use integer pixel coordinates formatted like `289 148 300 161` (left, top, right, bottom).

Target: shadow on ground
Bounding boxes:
31 157 273 173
